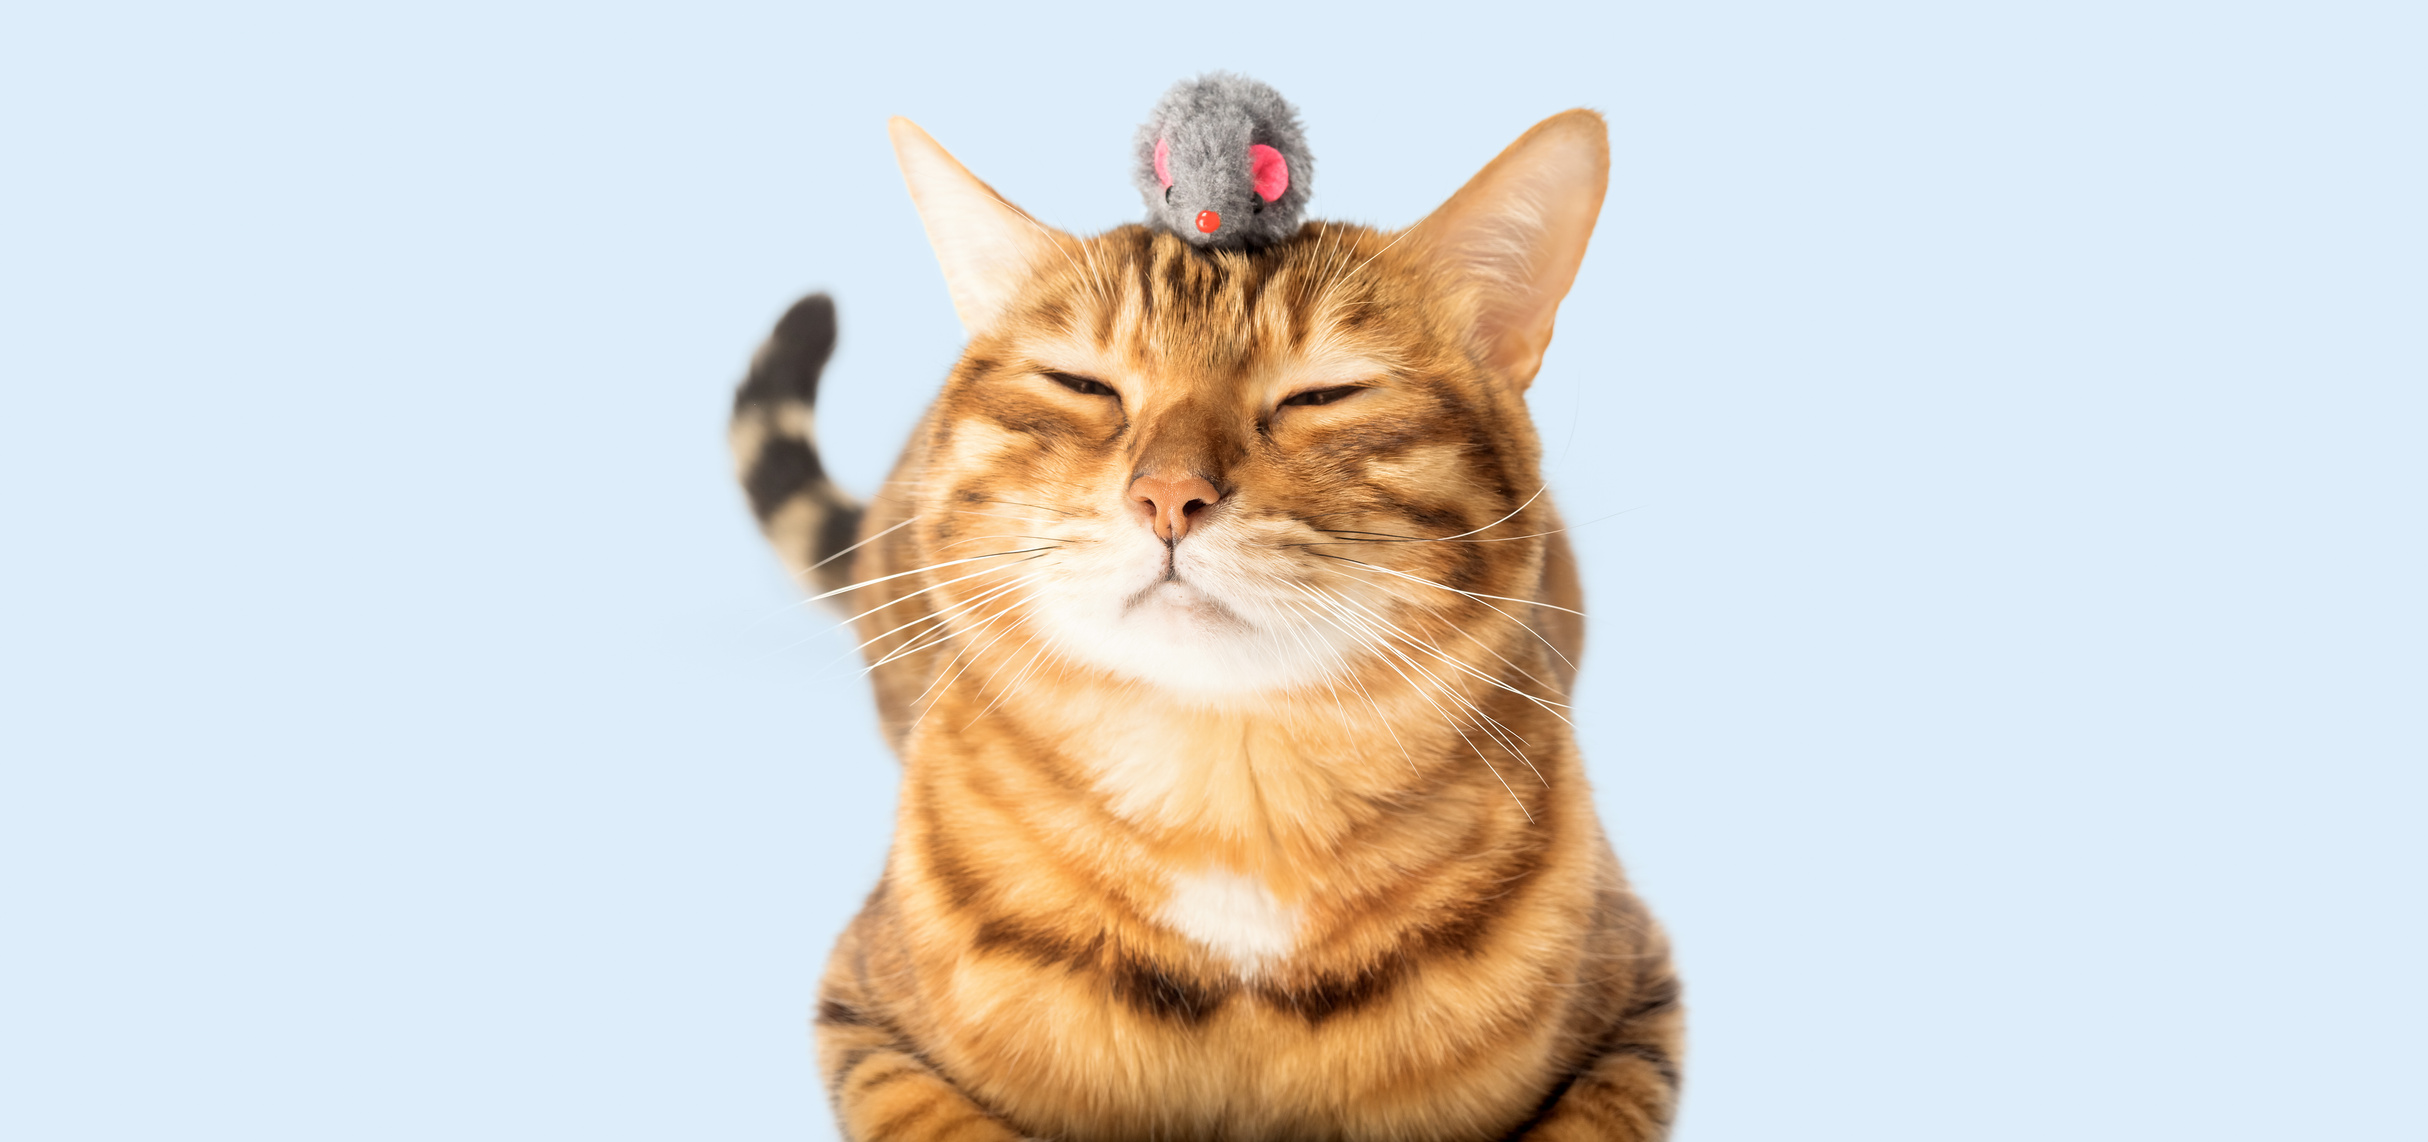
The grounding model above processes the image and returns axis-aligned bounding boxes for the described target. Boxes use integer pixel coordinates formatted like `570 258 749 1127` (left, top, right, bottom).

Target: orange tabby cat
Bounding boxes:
730 109 1681 1141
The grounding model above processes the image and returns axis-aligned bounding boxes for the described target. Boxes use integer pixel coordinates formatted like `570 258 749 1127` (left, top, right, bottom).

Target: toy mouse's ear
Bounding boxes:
1154 137 1174 189
888 117 1076 335
1249 144 1288 202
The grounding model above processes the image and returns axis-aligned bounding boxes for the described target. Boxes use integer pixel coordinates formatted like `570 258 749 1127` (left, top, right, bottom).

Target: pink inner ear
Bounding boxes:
1154 137 1173 189
1249 144 1288 202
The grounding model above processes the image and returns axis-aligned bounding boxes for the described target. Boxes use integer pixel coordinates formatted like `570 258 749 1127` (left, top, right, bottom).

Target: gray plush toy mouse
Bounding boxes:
1133 73 1312 250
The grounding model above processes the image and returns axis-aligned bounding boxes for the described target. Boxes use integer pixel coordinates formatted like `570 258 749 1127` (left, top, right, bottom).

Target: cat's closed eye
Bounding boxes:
1046 371 1118 398
1280 385 1363 408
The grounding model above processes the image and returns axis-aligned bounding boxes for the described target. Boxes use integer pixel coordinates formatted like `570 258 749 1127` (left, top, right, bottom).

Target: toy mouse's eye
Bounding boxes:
1164 186 1172 203
1046 371 1117 398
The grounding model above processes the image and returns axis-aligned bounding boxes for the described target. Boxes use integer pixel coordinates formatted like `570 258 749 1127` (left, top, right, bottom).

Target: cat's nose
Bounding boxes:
1128 472 1222 543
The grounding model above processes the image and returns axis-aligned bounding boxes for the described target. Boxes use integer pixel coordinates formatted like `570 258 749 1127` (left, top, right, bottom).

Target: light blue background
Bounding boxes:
3 2 2420 1139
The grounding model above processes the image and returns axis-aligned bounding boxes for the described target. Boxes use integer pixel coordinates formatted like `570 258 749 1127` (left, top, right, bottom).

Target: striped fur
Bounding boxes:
732 111 1679 1140
731 294 866 596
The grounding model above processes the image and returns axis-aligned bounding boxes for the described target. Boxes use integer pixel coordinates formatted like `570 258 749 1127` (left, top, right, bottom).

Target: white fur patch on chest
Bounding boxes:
1157 869 1299 970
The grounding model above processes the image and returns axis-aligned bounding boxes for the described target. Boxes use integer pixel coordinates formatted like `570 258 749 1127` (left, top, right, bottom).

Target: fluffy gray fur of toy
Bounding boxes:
1132 73 1312 251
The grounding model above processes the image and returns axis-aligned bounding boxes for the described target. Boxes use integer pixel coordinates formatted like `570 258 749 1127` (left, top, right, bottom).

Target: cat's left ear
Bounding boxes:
1409 109 1610 388
888 117 1075 335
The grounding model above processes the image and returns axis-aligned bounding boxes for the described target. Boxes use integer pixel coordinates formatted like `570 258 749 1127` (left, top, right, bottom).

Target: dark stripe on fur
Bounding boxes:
1608 1042 1684 1090
817 998 877 1028
1498 1069 1583 1142
1254 823 1554 1024
829 1046 881 1095
1618 972 1683 1024
1413 839 1552 958
1256 962 1400 1025
744 436 825 519
730 292 868 595
739 294 833 402
1113 955 1233 1025
972 918 1100 971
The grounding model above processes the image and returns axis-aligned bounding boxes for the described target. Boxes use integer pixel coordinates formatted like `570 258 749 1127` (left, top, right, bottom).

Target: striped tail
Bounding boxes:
730 294 866 597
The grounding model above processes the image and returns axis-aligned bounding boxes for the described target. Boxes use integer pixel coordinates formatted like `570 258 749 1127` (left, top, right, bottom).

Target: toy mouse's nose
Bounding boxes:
1195 210 1221 233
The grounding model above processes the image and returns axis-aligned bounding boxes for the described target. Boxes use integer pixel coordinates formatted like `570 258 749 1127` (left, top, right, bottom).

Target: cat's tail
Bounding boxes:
730 294 867 597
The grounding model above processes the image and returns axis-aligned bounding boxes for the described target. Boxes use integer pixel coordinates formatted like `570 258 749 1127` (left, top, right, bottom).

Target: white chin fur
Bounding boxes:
1027 523 1352 698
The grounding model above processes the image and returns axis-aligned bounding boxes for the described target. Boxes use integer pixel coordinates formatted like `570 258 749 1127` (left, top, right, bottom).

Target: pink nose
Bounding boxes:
1129 473 1221 542
1195 210 1221 234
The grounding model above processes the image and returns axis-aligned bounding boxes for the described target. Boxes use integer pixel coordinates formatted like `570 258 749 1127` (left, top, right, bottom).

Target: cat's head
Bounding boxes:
886 113 1607 701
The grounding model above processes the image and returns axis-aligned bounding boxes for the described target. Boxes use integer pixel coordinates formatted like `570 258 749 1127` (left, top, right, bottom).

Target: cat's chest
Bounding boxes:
1156 867 1302 969
949 951 1557 1142
899 820 1598 1142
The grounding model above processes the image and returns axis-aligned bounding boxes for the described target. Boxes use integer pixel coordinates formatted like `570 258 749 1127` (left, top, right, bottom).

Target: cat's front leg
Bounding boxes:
1511 964 1684 1142
1509 1043 1680 1141
816 997 1027 1142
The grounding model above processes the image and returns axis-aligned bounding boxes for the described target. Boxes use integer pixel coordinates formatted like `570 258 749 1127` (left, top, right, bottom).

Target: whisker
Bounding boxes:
1291 547 1587 682
1426 483 1551 542
1296 487 1551 548
912 607 1024 704
863 574 1040 673
1288 586 1533 821
963 636 1054 729
848 570 1049 668
1303 551 1586 618
1280 597 1417 773
906 605 1032 731
1284 505 1639 546
1360 581 1570 697
1264 594 1360 715
968 497 1077 518
751 556 1037 666
905 583 1037 699
1298 588 1541 755
1322 588 1573 727
807 514 921 574
806 546 1059 604
1328 222 1421 300
947 507 1087 525
1304 588 1550 785
1277 542 1570 694
834 553 1053 628
936 533 1078 551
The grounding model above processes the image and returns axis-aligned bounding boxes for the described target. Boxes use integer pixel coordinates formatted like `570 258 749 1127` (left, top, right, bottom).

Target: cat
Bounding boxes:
729 109 1681 1142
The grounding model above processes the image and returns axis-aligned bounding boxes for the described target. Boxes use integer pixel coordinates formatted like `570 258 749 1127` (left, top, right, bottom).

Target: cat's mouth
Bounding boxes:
1120 576 1247 628
1023 528 1342 694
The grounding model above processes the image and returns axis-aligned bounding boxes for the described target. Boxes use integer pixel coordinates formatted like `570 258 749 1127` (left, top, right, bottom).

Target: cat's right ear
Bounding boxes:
1408 109 1611 389
888 117 1073 336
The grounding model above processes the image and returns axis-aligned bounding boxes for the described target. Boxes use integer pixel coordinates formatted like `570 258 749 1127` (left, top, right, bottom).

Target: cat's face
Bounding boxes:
912 226 1542 697
882 114 1606 701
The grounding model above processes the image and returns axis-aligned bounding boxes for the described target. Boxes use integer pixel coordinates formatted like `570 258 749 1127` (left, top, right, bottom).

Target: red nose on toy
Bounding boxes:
1195 210 1221 233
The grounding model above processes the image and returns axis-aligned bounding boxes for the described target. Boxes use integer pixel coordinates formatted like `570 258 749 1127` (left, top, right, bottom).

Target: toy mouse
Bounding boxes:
1133 73 1312 250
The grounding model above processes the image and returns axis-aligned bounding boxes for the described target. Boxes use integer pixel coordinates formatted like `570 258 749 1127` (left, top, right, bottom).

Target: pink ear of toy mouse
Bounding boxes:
1154 137 1173 189
1249 144 1288 202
